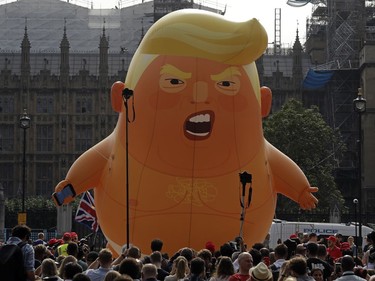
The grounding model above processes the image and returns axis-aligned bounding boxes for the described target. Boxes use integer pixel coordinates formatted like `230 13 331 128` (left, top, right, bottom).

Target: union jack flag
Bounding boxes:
75 191 100 232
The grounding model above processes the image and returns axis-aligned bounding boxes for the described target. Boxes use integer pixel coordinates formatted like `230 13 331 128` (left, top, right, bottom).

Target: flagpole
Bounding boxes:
122 88 134 250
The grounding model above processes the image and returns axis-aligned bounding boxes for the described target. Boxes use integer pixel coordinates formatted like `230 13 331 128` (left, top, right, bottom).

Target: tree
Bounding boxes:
5 196 80 229
263 99 346 219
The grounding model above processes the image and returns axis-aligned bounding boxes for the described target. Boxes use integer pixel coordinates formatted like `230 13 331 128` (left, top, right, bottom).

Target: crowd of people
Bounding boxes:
3 224 375 281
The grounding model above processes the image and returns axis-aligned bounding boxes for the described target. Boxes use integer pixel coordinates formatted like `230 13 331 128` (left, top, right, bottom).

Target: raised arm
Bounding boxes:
266 140 318 210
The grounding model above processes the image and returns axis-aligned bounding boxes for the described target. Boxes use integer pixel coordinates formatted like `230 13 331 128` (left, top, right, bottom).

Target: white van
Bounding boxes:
268 219 374 249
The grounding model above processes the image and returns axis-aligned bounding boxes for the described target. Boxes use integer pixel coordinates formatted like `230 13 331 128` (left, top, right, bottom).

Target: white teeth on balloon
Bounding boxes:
186 131 209 137
189 114 210 123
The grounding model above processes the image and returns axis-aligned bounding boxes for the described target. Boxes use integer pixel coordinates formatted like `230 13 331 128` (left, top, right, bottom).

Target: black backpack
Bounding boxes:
270 263 280 281
0 241 27 281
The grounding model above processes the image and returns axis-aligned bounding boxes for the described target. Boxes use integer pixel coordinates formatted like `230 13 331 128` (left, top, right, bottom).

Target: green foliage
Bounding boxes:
5 196 80 229
263 99 346 215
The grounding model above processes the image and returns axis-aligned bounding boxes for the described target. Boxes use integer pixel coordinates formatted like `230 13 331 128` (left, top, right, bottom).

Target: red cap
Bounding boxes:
63 232 72 240
341 242 350 250
205 241 216 253
290 234 298 239
48 238 58 246
327 236 336 242
70 232 78 239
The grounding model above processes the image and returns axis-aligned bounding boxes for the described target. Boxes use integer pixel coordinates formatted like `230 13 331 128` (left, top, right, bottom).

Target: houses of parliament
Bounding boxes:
0 0 374 223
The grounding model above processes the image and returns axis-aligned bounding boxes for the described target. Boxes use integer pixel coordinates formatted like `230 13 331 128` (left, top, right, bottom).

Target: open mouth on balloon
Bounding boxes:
184 110 215 141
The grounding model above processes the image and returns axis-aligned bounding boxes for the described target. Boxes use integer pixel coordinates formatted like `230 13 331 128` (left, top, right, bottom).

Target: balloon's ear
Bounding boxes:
260 86 272 118
111 81 125 113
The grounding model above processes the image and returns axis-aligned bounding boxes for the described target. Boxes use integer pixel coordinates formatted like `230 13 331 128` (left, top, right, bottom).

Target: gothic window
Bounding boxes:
0 163 14 197
0 95 14 113
35 163 53 196
76 93 93 113
36 94 54 113
36 125 53 151
0 124 14 151
75 125 92 152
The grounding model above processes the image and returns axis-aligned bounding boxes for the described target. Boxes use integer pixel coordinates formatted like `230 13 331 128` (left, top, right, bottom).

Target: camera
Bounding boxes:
78 238 90 257
229 236 243 251
335 263 342 274
229 241 239 251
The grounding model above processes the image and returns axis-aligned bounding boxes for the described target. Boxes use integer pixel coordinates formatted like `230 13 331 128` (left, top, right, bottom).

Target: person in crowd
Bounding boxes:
288 256 314 281
249 262 272 281
86 251 100 267
307 233 318 244
34 244 51 269
67 242 88 271
85 248 114 281
181 247 195 265
104 271 122 281
150 250 170 281
56 255 66 270
71 232 79 243
57 232 72 257
284 239 298 259
151 239 164 253
118 257 142 281
335 255 366 281
63 261 83 281
58 255 78 279
335 233 343 248
150 239 169 271
165 256 189 281
197 248 213 278
185 257 206 281
310 268 323 281
364 248 375 270
354 267 369 280
128 246 143 264
278 261 291 281
263 233 271 249
317 244 329 264
347 236 357 257
305 242 332 281
260 248 271 266
326 236 342 261
72 273 91 281
363 231 375 266
229 252 252 281
295 244 307 257
364 233 374 253
219 243 235 258
6 224 36 281
209 256 234 281
39 258 63 280
231 251 241 272
269 243 288 281
142 263 159 281
301 233 309 244
249 248 262 266
33 232 47 246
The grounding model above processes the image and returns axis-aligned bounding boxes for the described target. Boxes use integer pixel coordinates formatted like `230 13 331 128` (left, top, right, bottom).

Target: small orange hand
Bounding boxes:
52 180 76 206
298 187 318 210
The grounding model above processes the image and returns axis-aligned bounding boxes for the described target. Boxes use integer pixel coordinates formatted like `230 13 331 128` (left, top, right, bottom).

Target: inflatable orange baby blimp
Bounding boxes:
52 9 318 255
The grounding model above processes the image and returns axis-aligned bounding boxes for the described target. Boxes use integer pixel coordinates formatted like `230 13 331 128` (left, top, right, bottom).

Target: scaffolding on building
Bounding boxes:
304 0 375 208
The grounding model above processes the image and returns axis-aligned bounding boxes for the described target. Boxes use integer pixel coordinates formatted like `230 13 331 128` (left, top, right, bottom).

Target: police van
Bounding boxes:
268 219 374 249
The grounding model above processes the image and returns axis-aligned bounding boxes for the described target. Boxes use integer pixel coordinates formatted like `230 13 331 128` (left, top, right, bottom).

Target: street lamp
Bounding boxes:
19 109 30 214
353 87 366 251
353 198 358 246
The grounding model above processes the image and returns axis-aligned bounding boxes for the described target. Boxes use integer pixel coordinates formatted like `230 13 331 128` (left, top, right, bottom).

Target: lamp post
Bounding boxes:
353 198 358 245
19 109 30 214
353 88 366 250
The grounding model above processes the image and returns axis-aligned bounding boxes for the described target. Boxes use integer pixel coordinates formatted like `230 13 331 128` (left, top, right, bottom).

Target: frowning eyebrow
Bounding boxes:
210 66 241 81
160 64 192 79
